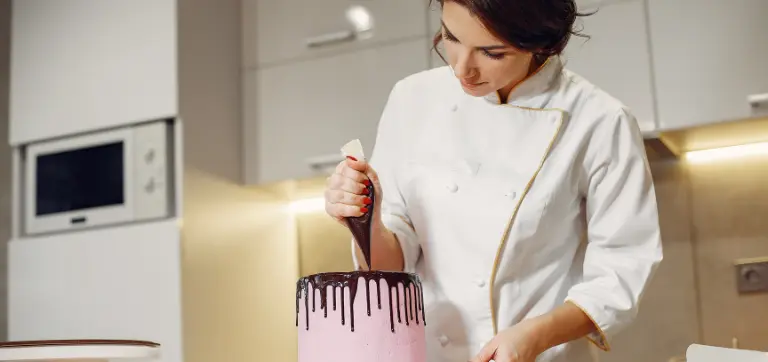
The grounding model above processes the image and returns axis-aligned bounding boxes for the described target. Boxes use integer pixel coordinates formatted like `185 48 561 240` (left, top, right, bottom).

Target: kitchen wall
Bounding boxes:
0 0 10 342
289 153 768 361
176 0 299 361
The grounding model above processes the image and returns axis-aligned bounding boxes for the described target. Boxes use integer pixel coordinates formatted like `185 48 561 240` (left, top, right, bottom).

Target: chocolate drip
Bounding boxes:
296 271 426 333
365 280 372 316
395 285 402 323
404 285 411 326
332 287 337 310
345 181 375 269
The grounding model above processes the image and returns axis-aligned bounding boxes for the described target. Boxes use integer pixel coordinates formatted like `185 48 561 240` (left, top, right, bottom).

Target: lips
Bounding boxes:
460 79 486 89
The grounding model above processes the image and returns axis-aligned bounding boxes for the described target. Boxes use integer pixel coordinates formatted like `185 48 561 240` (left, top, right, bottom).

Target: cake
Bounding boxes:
294 138 426 361
296 271 427 362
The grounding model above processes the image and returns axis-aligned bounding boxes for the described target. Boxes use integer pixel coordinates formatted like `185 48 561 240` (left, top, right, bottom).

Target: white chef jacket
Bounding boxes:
351 56 663 362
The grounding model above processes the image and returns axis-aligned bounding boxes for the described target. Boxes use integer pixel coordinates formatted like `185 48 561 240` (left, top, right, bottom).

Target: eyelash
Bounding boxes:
483 51 505 60
442 31 506 60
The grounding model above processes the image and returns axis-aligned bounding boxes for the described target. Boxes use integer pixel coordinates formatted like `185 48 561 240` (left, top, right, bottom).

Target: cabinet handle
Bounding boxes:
306 154 345 172
305 30 356 48
748 93 768 107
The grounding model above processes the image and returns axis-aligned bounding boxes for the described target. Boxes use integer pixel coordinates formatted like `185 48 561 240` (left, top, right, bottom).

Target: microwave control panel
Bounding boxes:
133 121 172 221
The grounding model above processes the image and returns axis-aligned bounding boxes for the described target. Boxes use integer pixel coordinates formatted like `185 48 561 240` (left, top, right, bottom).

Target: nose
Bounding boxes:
452 51 476 79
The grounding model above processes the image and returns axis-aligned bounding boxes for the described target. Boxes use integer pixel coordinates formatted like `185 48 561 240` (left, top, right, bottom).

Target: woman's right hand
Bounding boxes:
324 156 381 225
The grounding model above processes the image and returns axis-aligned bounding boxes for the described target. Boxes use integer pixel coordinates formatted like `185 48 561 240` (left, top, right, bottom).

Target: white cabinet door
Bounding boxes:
576 0 607 9
244 0 428 67
244 39 430 185
9 0 178 145
427 3 446 69
648 0 768 130
563 0 657 134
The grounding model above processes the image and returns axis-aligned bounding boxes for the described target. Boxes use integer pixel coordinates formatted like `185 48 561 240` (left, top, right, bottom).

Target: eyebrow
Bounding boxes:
441 21 508 51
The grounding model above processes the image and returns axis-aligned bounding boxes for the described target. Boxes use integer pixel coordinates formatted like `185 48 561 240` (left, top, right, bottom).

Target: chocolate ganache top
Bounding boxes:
296 270 426 333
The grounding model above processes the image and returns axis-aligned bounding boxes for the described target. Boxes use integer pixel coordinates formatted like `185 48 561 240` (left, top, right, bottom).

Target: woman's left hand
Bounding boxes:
470 319 545 362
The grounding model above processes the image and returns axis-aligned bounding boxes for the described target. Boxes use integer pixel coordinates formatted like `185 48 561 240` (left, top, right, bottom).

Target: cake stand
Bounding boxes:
0 339 161 361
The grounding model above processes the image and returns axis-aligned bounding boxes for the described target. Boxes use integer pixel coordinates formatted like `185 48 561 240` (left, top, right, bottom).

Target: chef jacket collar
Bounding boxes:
482 55 563 108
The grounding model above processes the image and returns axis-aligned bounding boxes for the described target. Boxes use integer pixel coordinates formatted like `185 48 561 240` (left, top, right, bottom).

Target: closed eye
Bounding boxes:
442 28 459 43
441 22 508 60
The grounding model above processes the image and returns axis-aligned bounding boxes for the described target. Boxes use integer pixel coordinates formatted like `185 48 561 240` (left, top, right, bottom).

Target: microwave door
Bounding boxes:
35 142 126 221
24 127 136 235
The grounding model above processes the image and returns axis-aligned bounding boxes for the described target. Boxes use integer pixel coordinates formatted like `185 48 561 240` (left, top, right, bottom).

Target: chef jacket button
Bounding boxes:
451 104 458 112
446 183 459 193
438 335 450 346
476 279 487 288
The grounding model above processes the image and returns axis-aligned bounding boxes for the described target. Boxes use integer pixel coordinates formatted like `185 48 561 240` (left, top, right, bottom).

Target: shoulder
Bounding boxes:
554 68 641 138
553 69 647 170
389 66 458 101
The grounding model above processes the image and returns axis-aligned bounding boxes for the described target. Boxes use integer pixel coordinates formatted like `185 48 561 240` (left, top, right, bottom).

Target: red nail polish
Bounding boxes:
363 197 372 205
362 188 369 194
346 156 358 161
360 207 368 213
363 179 371 186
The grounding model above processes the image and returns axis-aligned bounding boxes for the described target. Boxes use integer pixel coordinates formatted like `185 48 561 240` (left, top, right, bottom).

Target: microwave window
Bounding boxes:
35 142 125 216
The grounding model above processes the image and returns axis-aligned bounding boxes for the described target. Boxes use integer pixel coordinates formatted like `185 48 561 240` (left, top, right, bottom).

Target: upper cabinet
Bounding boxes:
647 0 768 130
427 3 445 69
9 0 178 146
564 0 658 134
243 39 430 185
576 0 609 8
243 0 429 67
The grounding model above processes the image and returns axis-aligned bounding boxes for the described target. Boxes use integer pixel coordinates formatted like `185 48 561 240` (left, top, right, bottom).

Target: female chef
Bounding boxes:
324 0 663 361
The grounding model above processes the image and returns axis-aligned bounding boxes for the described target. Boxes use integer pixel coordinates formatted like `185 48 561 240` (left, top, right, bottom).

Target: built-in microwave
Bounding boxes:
22 120 175 236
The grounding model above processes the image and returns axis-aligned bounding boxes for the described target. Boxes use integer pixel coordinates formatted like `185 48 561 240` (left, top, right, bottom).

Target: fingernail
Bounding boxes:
362 188 370 194
346 156 358 161
363 197 372 205
363 179 371 186
360 207 369 213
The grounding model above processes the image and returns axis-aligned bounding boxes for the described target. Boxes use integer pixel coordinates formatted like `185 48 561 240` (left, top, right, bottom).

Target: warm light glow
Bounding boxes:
288 197 325 214
685 142 768 163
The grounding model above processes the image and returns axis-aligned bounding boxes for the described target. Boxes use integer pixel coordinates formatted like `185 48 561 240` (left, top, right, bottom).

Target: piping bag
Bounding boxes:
341 139 375 270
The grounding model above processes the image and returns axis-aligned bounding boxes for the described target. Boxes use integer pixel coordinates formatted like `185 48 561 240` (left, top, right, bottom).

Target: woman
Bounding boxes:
324 0 663 361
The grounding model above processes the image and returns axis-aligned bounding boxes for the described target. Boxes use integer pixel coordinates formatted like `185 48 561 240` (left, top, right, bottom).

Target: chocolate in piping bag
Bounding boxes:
341 139 374 270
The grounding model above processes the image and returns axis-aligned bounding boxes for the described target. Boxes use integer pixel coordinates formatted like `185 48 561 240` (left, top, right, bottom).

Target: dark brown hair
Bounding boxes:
430 0 593 63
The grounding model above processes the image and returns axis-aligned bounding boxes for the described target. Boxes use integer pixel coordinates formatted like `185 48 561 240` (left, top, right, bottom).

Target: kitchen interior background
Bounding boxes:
0 1 767 362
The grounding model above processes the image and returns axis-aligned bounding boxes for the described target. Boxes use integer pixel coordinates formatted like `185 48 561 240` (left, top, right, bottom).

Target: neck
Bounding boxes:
496 56 547 104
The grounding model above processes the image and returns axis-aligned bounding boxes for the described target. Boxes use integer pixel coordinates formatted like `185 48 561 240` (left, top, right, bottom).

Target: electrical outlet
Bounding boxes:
735 257 768 294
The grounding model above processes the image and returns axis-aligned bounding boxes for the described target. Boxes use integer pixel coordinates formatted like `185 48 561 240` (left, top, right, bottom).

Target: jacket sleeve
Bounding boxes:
351 80 421 273
564 107 663 351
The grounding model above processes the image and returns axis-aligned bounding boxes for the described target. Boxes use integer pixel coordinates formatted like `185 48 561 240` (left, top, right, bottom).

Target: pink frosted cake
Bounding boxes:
296 271 426 362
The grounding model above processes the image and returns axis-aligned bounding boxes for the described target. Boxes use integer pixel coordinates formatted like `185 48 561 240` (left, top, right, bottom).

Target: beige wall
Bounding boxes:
178 0 298 361
685 155 768 350
604 154 768 361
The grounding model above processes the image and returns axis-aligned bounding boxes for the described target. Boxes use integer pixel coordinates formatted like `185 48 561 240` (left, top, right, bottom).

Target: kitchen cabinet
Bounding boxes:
648 0 768 130
576 0 632 9
243 0 428 67
576 0 607 8
427 3 445 69
9 0 177 146
243 39 430 185
563 0 657 134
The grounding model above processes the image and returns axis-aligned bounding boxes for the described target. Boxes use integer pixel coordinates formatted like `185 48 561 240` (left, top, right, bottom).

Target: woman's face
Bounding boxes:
440 1 535 98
